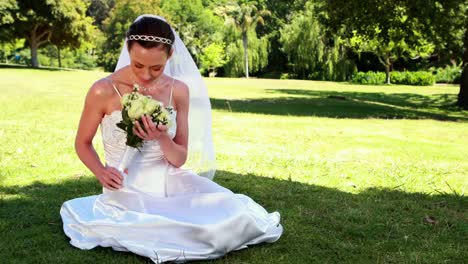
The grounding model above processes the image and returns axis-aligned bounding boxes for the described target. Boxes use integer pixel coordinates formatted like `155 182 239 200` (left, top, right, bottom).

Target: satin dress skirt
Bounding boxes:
60 147 283 263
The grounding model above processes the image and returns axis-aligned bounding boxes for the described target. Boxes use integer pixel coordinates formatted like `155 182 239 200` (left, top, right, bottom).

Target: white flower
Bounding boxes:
128 100 146 120
143 98 160 114
121 93 132 106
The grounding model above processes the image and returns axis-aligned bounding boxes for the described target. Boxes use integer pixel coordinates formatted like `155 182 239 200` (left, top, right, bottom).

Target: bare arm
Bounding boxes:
158 82 189 167
75 80 123 190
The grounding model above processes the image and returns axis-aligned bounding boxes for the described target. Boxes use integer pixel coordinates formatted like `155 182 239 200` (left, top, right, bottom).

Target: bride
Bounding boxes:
60 15 283 263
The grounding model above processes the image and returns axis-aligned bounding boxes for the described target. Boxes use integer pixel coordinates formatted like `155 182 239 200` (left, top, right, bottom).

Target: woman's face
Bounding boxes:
129 42 172 85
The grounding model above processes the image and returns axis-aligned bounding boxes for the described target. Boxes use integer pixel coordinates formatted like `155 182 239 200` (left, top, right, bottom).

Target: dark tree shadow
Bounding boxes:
0 171 466 263
210 89 468 121
0 63 74 71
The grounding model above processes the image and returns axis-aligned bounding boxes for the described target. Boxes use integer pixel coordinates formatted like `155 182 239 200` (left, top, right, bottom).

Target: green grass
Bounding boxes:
0 68 467 263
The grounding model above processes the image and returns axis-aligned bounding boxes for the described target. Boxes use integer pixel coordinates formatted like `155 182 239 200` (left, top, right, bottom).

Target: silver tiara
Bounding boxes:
128 35 173 45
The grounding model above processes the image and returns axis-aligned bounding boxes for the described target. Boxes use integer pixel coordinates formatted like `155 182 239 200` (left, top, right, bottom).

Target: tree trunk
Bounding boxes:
378 54 391 84
385 55 391 84
29 24 51 68
242 32 249 78
30 30 39 68
458 20 468 110
385 64 391 84
57 45 62 68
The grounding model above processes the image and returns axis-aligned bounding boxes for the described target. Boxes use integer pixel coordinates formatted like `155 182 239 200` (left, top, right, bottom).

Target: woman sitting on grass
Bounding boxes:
60 14 283 263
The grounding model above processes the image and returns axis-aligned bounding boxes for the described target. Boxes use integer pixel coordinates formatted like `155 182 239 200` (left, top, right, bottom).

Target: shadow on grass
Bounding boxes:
0 63 76 71
211 89 468 121
0 171 466 263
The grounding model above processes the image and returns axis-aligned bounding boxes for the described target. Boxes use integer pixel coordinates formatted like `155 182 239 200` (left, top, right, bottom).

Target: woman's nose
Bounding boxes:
141 69 151 81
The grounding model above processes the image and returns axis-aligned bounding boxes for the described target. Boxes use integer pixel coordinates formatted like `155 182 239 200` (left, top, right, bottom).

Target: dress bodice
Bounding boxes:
100 110 177 168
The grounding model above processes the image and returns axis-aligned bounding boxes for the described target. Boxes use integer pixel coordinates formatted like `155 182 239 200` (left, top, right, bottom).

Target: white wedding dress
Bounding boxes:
60 91 283 262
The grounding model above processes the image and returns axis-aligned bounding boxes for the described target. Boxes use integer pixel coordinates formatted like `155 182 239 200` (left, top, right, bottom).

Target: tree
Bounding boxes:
223 26 269 77
0 0 93 68
161 0 224 65
350 29 434 84
325 0 468 108
280 2 355 81
405 0 468 109
200 43 227 76
0 40 24 63
324 1 434 84
99 0 163 72
86 0 116 30
216 1 271 78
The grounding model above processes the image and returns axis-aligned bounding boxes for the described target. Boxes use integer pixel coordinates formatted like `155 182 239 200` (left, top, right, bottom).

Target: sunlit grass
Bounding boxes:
0 68 467 263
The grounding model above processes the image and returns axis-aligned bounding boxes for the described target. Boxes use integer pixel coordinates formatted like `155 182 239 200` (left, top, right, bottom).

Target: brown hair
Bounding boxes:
126 17 175 54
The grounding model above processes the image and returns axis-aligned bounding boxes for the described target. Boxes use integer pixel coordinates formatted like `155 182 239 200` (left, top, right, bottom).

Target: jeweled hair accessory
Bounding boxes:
128 34 173 45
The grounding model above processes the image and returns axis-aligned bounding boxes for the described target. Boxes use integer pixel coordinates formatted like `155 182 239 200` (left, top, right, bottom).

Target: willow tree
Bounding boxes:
216 1 270 78
223 27 269 77
280 2 355 81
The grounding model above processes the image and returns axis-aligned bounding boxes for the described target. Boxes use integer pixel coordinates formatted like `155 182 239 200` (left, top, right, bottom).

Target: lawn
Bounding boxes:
0 68 467 263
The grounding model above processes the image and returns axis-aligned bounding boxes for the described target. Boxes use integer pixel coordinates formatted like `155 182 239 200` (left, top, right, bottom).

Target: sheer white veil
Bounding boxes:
115 14 216 180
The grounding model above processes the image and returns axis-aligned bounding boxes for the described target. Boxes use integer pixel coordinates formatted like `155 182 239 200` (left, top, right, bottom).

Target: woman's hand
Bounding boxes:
96 166 124 191
133 114 168 141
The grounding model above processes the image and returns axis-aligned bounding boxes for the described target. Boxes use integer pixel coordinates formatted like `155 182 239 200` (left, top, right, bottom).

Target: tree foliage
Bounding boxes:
162 0 224 64
324 0 468 107
0 0 466 97
87 0 116 30
280 2 355 81
324 0 435 84
0 0 93 67
99 0 163 72
223 27 269 77
216 1 271 77
199 43 227 76
405 0 468 108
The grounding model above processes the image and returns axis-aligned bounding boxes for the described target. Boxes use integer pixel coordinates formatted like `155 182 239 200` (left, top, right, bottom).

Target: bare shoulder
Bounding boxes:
88 78 114 99
83 78 117 116
172 78 189 100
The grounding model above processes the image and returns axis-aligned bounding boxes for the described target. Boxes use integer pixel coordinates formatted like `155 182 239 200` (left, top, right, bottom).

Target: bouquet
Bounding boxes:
115 84 172 183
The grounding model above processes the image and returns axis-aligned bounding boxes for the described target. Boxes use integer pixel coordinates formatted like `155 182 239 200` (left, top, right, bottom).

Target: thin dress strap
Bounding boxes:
106 77 122 98
168 78 175 108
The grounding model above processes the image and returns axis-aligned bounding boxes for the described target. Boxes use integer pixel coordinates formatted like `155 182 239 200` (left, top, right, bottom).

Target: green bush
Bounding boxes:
433 65 461 84
352 71 435 86
280 73 290 80
38 45 97 70
351 71 386 84
391 71 435 86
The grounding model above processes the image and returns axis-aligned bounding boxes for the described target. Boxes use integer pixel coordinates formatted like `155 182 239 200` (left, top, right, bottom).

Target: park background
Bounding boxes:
0 0 467 263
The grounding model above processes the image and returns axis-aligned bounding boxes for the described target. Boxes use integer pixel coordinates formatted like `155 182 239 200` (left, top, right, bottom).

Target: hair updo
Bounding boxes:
126 16 175 54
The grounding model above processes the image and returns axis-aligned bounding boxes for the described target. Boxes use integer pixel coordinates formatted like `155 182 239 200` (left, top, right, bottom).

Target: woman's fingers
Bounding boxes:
133 116 166 140
101 168 123 190
108 167 124 181
105 180 120 190
108 174 122 186
141 115 154 132
103 179 118 191
132 126 142 138
133 122 146 139
134 120 147 138
156 124 168 132
105 176 121 190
